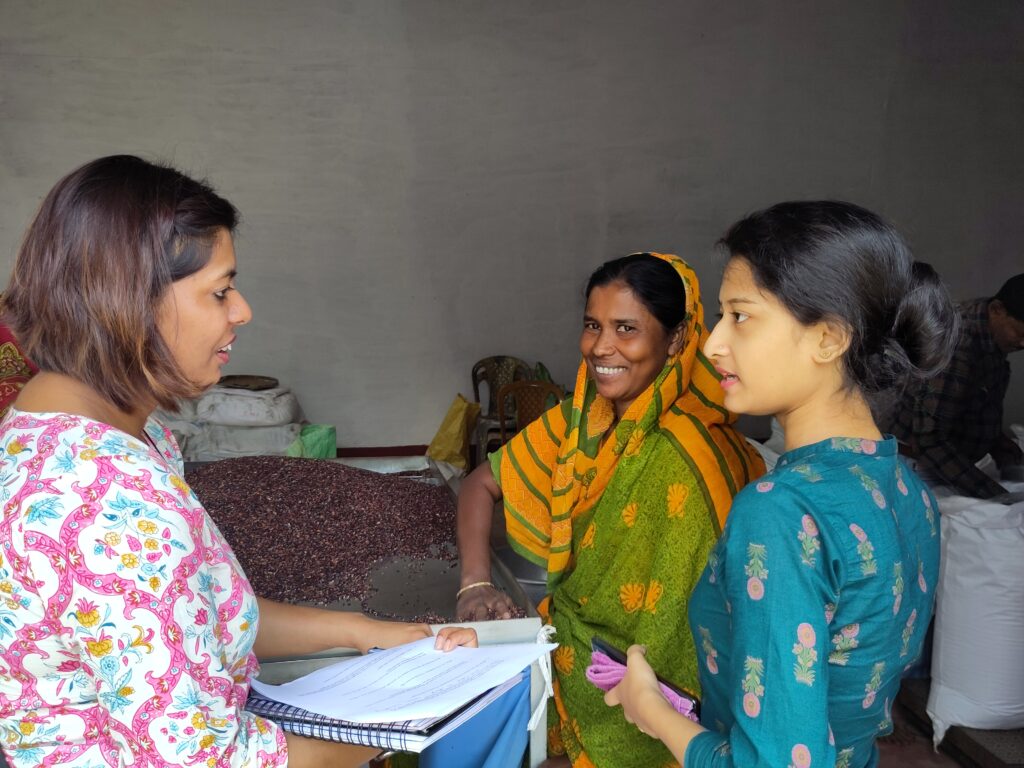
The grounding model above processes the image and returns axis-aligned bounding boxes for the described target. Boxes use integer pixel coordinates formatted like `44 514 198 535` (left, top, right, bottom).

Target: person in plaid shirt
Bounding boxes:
887 273 1024 498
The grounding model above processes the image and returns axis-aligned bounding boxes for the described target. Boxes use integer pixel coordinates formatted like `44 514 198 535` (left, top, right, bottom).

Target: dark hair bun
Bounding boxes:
861 263 959 392
887 262 959 380
721 201 959 396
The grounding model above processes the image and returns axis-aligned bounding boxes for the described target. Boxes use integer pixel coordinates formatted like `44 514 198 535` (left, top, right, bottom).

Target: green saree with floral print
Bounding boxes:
490 255 764 767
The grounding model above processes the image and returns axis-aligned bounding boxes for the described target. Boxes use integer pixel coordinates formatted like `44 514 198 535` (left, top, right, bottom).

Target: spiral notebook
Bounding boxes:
245 672 523 752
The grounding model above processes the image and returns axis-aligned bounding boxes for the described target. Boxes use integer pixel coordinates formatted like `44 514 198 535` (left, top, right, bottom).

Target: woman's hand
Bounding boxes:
604 645 704 762
604 645 673 737
456 584 517 621
434 625 479 650
455 463 508 621
358 617 479 653
254 601 479 657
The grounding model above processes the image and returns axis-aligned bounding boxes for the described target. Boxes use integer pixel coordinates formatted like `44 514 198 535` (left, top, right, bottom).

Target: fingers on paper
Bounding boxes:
434 625 479 651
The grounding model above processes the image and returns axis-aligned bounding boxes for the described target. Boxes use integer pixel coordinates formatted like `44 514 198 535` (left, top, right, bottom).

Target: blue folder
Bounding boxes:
418 670 531 768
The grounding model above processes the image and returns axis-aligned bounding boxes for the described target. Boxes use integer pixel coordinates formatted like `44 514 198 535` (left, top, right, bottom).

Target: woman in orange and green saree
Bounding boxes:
456 253 764 767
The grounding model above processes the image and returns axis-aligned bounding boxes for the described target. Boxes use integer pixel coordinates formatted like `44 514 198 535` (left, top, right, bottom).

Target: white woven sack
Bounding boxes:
185 422 301 462
196 386 301 427
153 398 199 422
927 493 1024 745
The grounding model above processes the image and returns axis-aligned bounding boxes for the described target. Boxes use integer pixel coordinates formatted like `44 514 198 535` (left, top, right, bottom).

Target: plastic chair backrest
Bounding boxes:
471 356 532 416
496 380 564 443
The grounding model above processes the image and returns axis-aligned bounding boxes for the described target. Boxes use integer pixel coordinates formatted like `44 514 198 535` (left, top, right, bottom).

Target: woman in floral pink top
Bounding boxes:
0 156 475 768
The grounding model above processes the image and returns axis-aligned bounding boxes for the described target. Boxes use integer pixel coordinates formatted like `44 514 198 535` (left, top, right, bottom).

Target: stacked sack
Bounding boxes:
158 378 304 462
926 423 1024 746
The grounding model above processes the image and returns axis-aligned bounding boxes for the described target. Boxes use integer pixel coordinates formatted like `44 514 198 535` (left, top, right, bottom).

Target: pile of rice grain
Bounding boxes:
185 456 458 608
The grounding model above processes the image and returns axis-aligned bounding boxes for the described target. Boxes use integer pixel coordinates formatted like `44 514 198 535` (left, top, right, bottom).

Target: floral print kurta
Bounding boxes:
0 410 287 767
686 436 939 768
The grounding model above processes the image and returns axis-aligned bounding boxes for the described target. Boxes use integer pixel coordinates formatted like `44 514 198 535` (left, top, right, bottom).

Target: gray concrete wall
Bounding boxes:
1 1 1022 446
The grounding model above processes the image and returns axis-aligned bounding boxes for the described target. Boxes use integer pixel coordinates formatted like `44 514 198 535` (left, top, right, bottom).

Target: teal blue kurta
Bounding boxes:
686 436 940 768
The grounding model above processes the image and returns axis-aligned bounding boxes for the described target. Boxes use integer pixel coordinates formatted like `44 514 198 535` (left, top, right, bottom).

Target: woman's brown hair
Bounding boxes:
1 155 239 411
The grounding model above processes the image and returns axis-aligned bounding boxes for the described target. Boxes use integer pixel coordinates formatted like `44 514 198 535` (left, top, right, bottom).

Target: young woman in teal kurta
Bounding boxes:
686 436 939 767
604 201 958 768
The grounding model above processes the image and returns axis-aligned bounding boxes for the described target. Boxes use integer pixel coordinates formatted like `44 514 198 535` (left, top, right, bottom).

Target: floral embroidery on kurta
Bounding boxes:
745 543 768 600
798 515 820 567
849 523 877 576
829 624 860 666
792 623 818 685
890 560 904 613
741 657 765 718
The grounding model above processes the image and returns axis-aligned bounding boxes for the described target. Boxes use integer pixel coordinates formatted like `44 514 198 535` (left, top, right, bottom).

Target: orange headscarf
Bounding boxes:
495 253 763 584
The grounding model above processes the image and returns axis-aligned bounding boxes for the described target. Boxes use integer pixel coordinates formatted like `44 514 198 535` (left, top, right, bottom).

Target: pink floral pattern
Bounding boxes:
0 411 286 767
741 656 765 718
829 623 860 666
849 464 886 510
900 609 918 658
922 490 937 536
863 661 885 709
892 561 904 615
798 514 821 567
895 466 909 496
698 626 719 675
849 523 877 576
792 623 818 685
744 543 768 600
789 742 812 768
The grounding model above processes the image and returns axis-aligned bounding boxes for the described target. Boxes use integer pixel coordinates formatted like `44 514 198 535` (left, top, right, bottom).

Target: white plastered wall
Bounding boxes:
1 1 1021 445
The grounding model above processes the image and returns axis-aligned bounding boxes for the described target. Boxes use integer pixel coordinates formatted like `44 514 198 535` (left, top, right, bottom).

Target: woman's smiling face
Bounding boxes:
580 281 683 419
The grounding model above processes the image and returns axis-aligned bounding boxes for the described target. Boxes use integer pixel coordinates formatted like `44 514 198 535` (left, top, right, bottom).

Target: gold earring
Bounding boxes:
821 351 832 360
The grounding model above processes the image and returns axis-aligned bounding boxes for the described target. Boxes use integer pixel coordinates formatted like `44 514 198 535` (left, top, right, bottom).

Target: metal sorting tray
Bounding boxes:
186 455 537 621
290 457 538 623
255 458 546 766
293 545 536 625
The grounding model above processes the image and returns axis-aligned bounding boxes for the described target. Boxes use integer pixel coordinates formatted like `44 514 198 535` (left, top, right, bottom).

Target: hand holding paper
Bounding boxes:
251 636 556 723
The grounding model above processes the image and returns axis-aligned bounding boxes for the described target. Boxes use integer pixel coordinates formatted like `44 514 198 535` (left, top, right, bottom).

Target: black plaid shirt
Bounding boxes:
888 298 1010 498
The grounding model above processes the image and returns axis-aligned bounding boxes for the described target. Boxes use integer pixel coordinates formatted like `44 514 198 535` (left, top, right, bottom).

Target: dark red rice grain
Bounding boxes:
186 457 458 611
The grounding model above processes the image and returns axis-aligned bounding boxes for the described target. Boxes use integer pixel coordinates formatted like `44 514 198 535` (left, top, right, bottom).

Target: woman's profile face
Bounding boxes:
580 281 682 418
156 229 252 391
703 258 825 418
